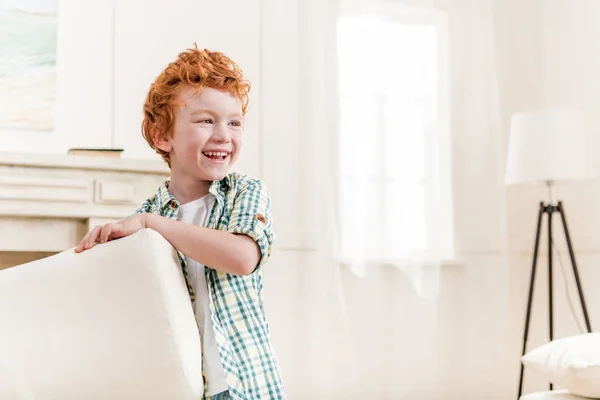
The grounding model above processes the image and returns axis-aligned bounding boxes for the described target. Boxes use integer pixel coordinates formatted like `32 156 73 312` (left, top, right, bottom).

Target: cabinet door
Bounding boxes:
113 0 262 179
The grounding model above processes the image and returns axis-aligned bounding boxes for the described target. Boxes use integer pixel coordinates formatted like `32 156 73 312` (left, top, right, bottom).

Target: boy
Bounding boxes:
75 45 285 400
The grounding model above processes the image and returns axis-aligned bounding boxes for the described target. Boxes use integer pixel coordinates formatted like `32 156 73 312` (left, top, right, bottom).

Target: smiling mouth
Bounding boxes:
202 151 229 161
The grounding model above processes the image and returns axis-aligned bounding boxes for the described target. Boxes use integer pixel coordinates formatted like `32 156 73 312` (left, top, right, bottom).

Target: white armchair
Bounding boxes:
0 229 204 400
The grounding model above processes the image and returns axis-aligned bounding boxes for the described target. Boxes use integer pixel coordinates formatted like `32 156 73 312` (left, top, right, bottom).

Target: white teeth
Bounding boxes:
204 151 228 157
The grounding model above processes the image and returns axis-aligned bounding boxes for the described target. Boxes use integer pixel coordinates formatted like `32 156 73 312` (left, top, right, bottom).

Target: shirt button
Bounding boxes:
169 200 178 209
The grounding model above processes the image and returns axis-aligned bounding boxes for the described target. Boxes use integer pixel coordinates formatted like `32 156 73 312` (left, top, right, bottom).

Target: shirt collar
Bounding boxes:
209 174 231 197
157 175 231 212
156 180 177 213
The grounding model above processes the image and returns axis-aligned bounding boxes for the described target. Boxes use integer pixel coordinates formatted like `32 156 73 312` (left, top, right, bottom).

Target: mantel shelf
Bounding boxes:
0 152 170 175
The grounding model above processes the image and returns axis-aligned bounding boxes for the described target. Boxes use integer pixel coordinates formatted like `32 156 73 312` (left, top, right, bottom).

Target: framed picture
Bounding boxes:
0 0 116 154
0 0 58 132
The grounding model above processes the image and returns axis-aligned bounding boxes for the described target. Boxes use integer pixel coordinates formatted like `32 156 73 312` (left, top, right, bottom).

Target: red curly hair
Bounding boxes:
141 45 250 166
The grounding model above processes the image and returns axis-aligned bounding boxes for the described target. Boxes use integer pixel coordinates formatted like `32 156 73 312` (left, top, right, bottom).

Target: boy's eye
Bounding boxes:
196 119 212 124
229 120 241 127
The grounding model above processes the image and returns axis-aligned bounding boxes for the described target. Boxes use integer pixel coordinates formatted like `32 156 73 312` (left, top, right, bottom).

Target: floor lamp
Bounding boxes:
504 108 597 399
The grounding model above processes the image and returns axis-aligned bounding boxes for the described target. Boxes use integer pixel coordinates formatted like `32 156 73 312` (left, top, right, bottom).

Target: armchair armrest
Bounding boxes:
0 228 203 400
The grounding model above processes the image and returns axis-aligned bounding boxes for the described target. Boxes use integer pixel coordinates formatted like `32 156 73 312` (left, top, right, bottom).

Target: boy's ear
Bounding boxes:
152 127 172 153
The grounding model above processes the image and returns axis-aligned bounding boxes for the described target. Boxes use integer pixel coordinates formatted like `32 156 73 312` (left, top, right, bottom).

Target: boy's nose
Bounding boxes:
212 123 230 142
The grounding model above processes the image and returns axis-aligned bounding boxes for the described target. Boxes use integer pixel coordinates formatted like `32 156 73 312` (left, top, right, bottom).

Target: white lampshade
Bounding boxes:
505 108 597 186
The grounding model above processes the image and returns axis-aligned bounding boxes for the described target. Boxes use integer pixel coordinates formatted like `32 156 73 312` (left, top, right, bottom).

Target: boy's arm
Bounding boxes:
225 178 275 270
75 178 275 276
147 178 275 275
76 214 259 276
145 216 260 276
75 198 153 253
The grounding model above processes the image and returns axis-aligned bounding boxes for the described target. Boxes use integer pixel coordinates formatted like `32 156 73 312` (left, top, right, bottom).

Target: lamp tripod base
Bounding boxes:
517 201 592 399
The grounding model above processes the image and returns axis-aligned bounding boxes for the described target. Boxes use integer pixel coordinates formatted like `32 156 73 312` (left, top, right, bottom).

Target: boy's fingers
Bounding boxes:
112 224 125 238
75 230 92 252
75 239 89 252
100 225 113 244
100 223 125 243
75 223 126 253
79 226 101 251
76 220 133 253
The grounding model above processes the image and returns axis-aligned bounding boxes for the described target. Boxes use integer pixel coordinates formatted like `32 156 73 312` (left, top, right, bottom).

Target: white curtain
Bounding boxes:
302 0 507 300
280 0 600 398
293 0 506 397
298 0 505 312
294 0 361 397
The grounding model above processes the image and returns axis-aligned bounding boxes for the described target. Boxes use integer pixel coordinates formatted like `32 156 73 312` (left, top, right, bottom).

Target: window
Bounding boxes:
337 7 454 264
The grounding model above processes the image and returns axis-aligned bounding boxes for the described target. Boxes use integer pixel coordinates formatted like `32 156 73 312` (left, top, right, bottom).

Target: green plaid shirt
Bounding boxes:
134 172 286 400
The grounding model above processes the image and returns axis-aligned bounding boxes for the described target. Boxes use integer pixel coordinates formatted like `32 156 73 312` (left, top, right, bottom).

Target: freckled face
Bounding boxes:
159 86 244 183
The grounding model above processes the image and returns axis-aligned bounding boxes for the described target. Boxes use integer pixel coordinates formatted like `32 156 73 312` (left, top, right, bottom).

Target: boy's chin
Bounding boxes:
190 163 234 182
199 170 229 182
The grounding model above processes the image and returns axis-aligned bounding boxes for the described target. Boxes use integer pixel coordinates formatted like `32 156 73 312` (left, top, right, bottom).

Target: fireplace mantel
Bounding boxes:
0 152 169 264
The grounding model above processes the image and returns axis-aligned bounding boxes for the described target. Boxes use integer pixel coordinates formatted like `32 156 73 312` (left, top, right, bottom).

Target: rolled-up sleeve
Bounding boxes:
227 178 276 269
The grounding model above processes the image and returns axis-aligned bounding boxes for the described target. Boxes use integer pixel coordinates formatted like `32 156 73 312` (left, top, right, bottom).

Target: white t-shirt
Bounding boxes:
176 194 228 395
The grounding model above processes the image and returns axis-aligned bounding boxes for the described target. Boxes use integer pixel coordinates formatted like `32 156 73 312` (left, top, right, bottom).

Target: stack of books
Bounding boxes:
67 148 124 158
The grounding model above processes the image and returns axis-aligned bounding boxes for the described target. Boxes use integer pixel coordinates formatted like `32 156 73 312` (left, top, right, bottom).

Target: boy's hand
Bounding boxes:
74 214 148 253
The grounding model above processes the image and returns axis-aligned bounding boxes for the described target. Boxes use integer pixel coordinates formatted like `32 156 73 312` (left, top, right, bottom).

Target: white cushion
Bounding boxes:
520 390 593 399
0 228 203 400
522 333 600 398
